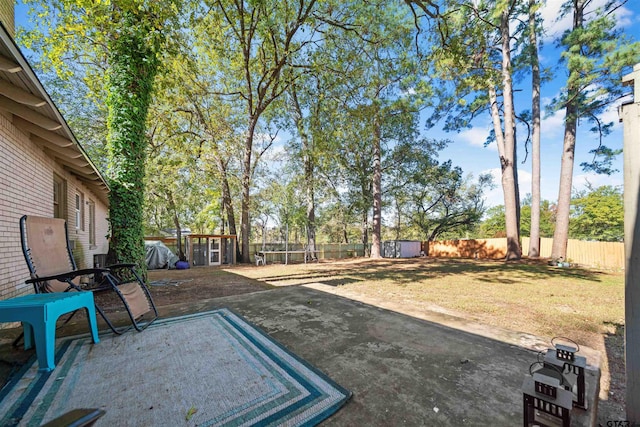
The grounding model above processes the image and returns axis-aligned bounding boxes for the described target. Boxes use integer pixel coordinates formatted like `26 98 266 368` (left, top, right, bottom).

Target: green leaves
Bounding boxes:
477 186 623 242
19 0 637 255
552 1 640 132
569 185 623 242
105 9 167 272
21 0 183 272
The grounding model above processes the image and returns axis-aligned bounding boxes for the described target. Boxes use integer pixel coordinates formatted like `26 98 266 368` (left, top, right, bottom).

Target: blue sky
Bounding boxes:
435 0 640 207
13 1 640 209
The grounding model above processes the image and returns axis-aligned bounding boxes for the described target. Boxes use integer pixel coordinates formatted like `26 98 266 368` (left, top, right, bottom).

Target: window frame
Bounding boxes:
75 191 85 231
53 174 67 219
88 199 96 248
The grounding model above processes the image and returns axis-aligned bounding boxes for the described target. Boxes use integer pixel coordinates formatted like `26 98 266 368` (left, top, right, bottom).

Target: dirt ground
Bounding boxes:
147 266 272 305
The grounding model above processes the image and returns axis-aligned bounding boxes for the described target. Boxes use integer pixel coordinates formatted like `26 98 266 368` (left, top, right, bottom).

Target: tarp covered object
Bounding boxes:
145 240 180 270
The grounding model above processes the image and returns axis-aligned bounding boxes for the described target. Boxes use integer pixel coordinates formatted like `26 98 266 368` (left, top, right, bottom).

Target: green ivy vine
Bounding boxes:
106 9 162 278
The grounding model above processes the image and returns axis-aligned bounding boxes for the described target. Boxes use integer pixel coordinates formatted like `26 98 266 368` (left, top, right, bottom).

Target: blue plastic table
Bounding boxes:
0 292 100 371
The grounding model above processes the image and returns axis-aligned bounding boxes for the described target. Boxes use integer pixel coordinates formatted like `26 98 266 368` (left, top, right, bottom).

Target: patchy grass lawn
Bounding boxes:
232 257 624 350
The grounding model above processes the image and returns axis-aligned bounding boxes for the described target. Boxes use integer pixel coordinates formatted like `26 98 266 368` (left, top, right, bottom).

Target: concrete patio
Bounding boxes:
0 280 600 426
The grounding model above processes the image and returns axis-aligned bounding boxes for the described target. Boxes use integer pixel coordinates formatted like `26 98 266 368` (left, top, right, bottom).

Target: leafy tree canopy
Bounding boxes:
570 185 623 242
476 186 623 242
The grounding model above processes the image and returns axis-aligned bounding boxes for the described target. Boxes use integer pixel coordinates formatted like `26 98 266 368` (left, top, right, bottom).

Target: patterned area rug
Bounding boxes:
0 309 351 426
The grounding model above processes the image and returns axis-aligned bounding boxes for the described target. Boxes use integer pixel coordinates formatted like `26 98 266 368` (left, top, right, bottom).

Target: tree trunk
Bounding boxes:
106 12 159 277
551 102 578 260
551 0 583 261
489 86 521 261
362 210 370 257
551 113 577 260
528 0 541 258
167 192 185 261
305 162 317 259
291 85 318 259
487 9 521 261
371 111 383 259
174 216 184 261
395 196 401 240
500 9 521 260
216 157 240 260
240 117 258 263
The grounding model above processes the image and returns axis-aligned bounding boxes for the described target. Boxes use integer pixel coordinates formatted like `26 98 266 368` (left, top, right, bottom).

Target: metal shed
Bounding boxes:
382 240 422 258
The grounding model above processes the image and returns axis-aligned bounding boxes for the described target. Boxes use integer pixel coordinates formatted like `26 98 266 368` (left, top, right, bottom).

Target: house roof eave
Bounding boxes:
0 21 110 206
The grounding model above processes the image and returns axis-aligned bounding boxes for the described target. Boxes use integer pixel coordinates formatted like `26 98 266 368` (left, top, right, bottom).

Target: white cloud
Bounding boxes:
401 87 417 97
261 143 287 162
540 0 572 40
573 172 623 193
600 103 624 131
541 109 565 138
612 5 634 29
599 93 633 130
458 126 496 150
481 168 534 207
541 0 634 41
481 168 504 207
254 132 282 146
518 169 533 192
540 82 631 138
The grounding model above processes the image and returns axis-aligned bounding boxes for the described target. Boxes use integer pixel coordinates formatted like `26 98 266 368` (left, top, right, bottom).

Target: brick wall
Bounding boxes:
0 0 14 37
0 113 110 305
0 112 50 301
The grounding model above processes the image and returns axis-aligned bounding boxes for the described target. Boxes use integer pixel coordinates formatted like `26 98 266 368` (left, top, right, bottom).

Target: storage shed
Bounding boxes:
382 240 422 258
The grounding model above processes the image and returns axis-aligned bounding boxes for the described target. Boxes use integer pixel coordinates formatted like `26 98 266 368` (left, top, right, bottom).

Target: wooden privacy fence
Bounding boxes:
427 237 624 269
427 238 508 259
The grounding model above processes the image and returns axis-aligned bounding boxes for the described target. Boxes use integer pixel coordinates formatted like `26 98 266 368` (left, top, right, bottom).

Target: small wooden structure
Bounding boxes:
188 234 237 266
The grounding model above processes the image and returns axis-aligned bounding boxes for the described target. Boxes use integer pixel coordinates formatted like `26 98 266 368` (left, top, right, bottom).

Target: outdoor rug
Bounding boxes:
0 309 351 426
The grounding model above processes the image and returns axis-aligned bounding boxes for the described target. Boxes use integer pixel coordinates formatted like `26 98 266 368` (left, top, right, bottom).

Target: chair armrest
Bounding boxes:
75 268 112 276
104 263 145 286
26 268 110 284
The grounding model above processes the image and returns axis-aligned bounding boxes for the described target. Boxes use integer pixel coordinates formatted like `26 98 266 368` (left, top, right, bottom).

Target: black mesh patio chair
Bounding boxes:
19 215 158 334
